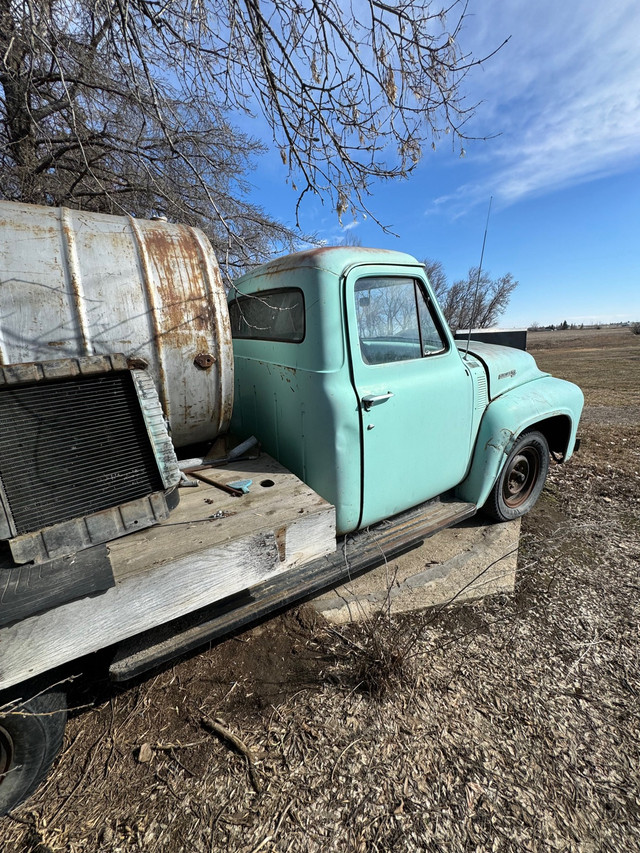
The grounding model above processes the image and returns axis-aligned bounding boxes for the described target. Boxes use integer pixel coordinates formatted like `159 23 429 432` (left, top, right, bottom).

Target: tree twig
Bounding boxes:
201 715 262 793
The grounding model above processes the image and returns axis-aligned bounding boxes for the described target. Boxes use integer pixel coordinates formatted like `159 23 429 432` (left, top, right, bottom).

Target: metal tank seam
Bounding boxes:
188 225 234 436
127 216 171 422
59 207 93 355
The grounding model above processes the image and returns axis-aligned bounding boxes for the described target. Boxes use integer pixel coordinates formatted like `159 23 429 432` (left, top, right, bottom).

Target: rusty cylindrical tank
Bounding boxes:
0 201 233 447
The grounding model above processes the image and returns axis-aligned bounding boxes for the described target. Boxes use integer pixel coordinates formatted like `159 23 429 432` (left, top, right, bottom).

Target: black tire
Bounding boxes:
0 686 67 816
484 430 550 522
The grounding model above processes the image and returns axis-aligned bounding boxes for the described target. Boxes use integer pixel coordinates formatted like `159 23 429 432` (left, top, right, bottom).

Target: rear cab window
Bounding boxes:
229 288 305 342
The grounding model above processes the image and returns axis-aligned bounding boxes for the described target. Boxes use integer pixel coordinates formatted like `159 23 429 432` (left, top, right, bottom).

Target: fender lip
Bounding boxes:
456 374 583 508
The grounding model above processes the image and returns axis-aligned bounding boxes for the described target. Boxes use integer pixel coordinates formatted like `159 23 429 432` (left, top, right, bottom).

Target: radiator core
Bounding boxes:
0 372 164 535
0 355 180 565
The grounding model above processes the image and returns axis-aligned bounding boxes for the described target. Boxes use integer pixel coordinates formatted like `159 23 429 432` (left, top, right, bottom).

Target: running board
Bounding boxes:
109 499 476 681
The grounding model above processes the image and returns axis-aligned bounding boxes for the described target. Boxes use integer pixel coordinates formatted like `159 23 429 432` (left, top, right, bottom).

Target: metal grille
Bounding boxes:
475 374 489 411
0 372 164 535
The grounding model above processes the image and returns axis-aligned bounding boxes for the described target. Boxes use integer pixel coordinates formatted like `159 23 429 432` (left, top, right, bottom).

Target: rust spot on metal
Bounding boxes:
187 225 234 436
127 356 149 370
194 352 216 370
127 216 233 444
219 379 234 428
142 225 214 346
247 245 406 282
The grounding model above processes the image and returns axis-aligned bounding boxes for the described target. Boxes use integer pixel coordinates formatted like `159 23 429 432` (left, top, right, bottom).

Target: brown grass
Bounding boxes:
529 326 640 410
1 329 639 852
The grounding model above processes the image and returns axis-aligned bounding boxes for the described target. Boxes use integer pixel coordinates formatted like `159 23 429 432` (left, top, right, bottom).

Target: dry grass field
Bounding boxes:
2 327 639 853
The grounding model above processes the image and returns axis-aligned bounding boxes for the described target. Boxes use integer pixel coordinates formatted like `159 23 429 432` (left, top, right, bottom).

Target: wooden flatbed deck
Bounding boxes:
109 496 476 681
0 455 336 691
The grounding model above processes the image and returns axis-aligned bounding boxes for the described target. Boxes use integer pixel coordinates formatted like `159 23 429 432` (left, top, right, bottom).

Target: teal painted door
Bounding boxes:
345 269 474 527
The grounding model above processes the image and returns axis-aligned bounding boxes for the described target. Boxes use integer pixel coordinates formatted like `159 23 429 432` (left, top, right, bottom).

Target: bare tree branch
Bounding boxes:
0 0 502 272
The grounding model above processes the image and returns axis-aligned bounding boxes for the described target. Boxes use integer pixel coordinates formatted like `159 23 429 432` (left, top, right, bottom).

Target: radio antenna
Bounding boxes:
465 196 493 357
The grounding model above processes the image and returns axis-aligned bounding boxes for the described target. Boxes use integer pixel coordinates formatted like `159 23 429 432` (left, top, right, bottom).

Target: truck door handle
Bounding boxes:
361 392 394 411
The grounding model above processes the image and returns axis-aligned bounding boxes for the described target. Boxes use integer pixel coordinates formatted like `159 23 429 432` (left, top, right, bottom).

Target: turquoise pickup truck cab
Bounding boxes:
229 247 583 533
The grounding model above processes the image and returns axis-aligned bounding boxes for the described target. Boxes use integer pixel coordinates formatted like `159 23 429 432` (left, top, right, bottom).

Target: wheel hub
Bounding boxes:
503 450 539 508
0 724 14 783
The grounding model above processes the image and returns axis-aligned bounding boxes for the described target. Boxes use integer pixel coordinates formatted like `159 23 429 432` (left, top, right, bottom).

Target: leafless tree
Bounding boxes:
424 259 518 329
0 0 502 272
423 258 449 302
357 279 417 338
340 231 363 247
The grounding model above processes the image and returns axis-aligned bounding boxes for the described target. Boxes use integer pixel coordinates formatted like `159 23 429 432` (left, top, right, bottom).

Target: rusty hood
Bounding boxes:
457 340 548 400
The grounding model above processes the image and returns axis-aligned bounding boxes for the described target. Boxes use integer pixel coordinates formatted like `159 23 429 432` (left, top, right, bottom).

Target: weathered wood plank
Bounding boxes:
110 455 330 581
0 545 114 628
0 455 336 691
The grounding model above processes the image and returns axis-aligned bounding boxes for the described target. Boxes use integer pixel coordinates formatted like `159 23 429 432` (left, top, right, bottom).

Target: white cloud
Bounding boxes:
435 0 640 213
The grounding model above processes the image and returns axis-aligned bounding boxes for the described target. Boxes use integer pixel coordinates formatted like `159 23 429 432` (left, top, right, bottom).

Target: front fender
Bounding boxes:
456 376 584 508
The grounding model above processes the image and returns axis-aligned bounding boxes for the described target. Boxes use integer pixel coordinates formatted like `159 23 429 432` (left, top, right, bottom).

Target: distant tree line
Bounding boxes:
529 320 583 331
530 321 584 331
529 321 640 333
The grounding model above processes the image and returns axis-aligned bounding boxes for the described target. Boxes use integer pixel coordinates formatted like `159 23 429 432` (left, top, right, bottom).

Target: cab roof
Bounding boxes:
234 246 422 287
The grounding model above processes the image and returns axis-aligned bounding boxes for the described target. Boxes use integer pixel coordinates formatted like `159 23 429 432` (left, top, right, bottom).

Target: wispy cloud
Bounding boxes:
433 0 640 214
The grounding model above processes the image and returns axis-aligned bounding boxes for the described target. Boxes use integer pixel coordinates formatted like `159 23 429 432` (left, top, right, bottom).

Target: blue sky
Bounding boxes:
245 0 640 328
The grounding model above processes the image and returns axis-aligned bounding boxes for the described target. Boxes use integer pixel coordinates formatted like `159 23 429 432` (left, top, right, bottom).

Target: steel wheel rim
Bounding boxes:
503 448 540 508
0 724 14 782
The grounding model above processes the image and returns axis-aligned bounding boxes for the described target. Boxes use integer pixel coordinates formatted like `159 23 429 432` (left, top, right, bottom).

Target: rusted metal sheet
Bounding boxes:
0 201 233 447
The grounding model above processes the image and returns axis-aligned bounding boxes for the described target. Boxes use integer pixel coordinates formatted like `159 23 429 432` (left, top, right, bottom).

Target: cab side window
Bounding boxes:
354 277 446 365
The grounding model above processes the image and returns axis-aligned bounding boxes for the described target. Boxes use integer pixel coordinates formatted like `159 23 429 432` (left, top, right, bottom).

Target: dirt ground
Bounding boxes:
2 327 639 852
